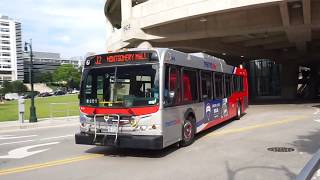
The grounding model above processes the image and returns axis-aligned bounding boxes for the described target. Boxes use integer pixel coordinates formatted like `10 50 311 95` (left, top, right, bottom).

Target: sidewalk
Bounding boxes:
0 116 79 132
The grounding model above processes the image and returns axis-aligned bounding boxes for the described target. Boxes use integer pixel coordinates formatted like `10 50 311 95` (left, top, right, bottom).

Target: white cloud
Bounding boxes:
55 35 71 44
0 0 108 58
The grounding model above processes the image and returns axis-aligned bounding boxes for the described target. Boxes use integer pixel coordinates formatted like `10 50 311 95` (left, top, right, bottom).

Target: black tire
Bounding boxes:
179 116 195 147
235 102 242 120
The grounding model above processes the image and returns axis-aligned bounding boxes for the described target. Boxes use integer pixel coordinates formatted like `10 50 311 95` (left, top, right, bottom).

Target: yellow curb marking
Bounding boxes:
0 154 104 176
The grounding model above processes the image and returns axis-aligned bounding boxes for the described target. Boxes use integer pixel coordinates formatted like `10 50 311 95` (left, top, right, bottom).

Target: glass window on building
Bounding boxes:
1 34 10 38
2 65 11 69
248 60 281 97
1 40 10 44
2 58 11 63
0 28 9 32
1 52 10 56
1 46 10 50
3 76 12 81
0 75 12 82
0 22 9 26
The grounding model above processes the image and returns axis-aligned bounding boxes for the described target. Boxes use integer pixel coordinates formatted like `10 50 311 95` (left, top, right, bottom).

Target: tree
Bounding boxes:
0 81 12 94
32 71 53 83
53 64 81 89
10 81 28 94
39 72 53 83
0 80 27 94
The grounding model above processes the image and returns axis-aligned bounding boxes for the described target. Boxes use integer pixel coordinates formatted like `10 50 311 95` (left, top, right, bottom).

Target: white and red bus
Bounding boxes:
75 48 248 149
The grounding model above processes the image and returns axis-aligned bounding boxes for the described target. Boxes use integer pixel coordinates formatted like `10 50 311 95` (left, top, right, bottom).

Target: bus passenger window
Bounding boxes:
240 77 244 92
225 74 232 97
233 76 239 92
201 71 212 100
164 66 180 105
230 75 234 94
214 73 223 99
182 69 198 102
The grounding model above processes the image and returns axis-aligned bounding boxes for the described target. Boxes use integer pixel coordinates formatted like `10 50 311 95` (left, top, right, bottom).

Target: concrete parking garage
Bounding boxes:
104 0 320 102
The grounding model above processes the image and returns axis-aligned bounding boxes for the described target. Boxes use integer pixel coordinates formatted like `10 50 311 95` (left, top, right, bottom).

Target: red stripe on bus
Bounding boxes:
80 106 159 116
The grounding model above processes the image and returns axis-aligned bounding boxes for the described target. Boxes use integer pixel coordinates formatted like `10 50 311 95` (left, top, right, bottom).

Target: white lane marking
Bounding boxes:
0 140 36 146
0 142 60 159
0 135 37 140
313 108 320 115
314 119 320 123
0 134 73 146
40 135 74 141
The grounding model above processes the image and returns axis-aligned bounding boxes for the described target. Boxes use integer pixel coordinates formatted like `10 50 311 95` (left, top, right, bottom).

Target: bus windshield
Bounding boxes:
80 64 159 108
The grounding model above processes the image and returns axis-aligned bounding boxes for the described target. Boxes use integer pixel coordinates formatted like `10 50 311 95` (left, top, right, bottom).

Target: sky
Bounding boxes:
0 0 108 58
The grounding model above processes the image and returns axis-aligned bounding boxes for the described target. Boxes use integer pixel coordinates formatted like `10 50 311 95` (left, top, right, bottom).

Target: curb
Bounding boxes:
0 116 79 132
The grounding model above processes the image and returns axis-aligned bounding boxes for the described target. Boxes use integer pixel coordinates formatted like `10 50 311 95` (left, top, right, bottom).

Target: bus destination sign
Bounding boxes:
105 53 147 63
85 52 157 67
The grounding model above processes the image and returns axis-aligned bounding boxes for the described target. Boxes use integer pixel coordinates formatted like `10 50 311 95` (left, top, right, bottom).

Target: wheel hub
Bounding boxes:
184 122 193 140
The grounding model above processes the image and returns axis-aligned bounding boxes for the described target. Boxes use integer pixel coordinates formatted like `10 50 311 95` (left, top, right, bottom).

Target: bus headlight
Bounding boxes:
80 114 92 132
80 123 90 132
130 119 138 127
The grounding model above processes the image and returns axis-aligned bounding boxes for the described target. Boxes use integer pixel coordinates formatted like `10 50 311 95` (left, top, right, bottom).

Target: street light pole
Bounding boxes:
25 39 37 123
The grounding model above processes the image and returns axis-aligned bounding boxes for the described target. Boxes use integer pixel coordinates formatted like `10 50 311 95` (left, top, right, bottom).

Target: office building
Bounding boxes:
23 51 80 83
0 15 23 83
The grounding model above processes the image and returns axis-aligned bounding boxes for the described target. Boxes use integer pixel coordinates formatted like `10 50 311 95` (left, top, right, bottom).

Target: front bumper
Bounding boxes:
75 133 163 150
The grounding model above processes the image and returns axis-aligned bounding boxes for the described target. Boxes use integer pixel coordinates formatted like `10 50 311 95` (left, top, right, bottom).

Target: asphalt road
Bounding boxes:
0 104 320 180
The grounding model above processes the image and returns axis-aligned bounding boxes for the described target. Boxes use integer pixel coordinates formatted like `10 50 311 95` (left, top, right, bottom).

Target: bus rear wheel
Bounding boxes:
180 116 195 147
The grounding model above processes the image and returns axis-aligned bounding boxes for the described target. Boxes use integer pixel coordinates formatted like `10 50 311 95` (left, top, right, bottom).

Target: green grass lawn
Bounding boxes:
0 94 79 122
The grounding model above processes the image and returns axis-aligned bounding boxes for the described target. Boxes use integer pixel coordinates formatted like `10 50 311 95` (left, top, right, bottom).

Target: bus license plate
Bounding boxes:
106 125 117 133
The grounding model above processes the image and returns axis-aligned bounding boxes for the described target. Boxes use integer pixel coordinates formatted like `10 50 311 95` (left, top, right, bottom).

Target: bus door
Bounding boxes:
162 65 182 146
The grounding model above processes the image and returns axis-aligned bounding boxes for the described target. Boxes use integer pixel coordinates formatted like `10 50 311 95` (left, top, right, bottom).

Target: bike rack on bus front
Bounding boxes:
93 114 121 144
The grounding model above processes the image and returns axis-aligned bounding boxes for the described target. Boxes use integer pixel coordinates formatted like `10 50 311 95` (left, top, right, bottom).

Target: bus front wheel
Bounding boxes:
180 116 195 147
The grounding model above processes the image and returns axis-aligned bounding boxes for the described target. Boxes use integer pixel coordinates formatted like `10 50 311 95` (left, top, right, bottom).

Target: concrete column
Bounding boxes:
280 63 299 100
121 0 132 22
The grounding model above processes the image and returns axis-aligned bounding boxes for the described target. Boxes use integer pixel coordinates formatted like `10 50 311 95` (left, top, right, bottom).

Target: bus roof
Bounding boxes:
85 48 242 75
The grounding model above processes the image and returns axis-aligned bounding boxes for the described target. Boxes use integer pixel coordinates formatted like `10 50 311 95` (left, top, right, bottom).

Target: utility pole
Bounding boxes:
24 39 37 123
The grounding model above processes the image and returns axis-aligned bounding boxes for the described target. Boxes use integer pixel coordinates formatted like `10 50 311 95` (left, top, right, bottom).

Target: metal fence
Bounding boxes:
49 102 79 120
